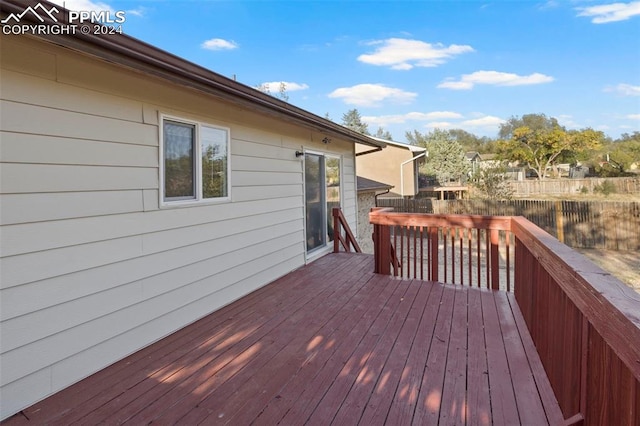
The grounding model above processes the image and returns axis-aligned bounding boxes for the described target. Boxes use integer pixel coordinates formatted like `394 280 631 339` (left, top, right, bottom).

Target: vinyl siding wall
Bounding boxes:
0 36 357 420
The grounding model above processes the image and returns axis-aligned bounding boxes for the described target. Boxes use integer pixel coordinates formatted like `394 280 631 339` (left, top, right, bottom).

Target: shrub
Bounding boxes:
594 180 617 196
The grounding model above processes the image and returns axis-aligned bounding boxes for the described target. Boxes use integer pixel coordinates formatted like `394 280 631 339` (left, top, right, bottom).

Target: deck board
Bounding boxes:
3 253 564 425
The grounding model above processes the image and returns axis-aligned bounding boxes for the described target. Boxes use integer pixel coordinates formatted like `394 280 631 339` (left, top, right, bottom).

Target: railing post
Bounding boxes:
374 223 391 275
333 208 340 253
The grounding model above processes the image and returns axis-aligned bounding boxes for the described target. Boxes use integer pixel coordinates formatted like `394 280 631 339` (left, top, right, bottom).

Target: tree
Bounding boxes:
597 132 640 175
341 109 370 135
447 129 494 153
406 129 470 185
374 127 393 140
255 82 289 102
498 115 603 180
499 113 560 139
472 164 514 200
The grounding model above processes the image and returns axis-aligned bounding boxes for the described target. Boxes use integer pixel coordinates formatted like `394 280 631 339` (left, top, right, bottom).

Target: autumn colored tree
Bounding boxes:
498 116 603 180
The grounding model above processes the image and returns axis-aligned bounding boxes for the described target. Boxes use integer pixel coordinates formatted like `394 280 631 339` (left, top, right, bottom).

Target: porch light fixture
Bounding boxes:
295 150 304 158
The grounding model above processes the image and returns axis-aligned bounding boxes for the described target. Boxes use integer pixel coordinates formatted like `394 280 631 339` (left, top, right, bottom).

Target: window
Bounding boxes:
161 116 230 205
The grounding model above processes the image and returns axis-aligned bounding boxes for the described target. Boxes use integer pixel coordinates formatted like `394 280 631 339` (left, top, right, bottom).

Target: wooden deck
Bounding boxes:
3 253 563 425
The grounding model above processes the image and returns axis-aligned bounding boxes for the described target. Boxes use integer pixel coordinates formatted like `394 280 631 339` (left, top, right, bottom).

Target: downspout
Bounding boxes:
374 188 391 207
400 152 426 197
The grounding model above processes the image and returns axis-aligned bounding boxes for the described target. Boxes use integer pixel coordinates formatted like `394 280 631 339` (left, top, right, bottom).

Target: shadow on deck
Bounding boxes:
3 253 563 425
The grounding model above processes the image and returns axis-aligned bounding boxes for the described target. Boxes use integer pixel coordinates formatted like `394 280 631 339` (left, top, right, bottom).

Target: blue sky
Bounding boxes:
55 0 640 142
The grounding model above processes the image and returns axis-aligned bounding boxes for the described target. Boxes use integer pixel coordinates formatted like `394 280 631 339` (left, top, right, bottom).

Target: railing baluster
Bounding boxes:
460 228 464 286
400 226 405 279
393 225 398 277
413 226 418 279
420 226 424 281
443 227 448 283
506 231 511 292
477 229 481 288
490 229 499 290
485 229 490 289
450 228 456 284
430 226 438 282
467 228 472 287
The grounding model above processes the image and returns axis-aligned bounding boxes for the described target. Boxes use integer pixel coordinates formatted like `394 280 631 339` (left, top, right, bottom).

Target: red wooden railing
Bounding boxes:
332 207 361 253
370 207 513 290
370 207 640 425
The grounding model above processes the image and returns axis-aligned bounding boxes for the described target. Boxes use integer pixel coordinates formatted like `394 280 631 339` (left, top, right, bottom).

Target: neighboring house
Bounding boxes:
356 177 393 254
0 5 385 419
465 151 482 175
356 138 426 198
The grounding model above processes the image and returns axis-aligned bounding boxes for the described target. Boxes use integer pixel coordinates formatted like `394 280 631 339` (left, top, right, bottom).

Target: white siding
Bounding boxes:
0 36 358 420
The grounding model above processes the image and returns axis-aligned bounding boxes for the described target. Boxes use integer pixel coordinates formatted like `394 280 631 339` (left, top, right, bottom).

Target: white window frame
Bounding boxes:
159 114 231 207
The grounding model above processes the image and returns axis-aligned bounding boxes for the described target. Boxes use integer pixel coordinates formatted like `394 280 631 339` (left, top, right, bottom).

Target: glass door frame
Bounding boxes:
303 149 343 261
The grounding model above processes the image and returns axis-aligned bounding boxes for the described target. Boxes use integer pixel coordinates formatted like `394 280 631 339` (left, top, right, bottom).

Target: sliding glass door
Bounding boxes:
304 153 341 254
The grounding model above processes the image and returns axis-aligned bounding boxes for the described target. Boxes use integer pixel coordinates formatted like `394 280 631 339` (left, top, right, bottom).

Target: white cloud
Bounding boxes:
605 83 640 96
576 1 640 23
328 84 417 107
626 114 640 120
362 111 463 126
438 70 554 90
420 115 506 134
201 38 239 51
126 7 146 17
260 81 309 92
557 114 582 129
460 115 506 128
357 38 474 70
424 121 454 129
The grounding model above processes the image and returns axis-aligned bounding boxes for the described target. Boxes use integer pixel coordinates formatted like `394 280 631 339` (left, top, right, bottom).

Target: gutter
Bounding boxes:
355 147 384 157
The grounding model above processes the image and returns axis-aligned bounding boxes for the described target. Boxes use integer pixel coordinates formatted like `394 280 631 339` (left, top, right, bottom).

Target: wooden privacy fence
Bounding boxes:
378 198 640 250
509 177 640 197
369 207 640 424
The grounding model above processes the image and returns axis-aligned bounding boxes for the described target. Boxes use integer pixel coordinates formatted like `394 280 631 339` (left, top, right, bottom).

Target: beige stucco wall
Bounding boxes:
356 144 421 196
0 34 359 420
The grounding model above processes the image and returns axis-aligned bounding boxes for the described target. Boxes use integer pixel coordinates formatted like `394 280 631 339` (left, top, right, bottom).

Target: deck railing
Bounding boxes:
370 207 514 290
332 207 361 253
370 207 640 425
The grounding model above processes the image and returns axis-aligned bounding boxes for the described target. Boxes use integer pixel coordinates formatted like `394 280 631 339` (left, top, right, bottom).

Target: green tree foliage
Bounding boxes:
255 82 289 102
374 127 394 140
497 114 603 180
406 129 470 185
597 132 640 175
341 109 370 135
471 164 514 201
498 113 560 139
447 129 496 153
